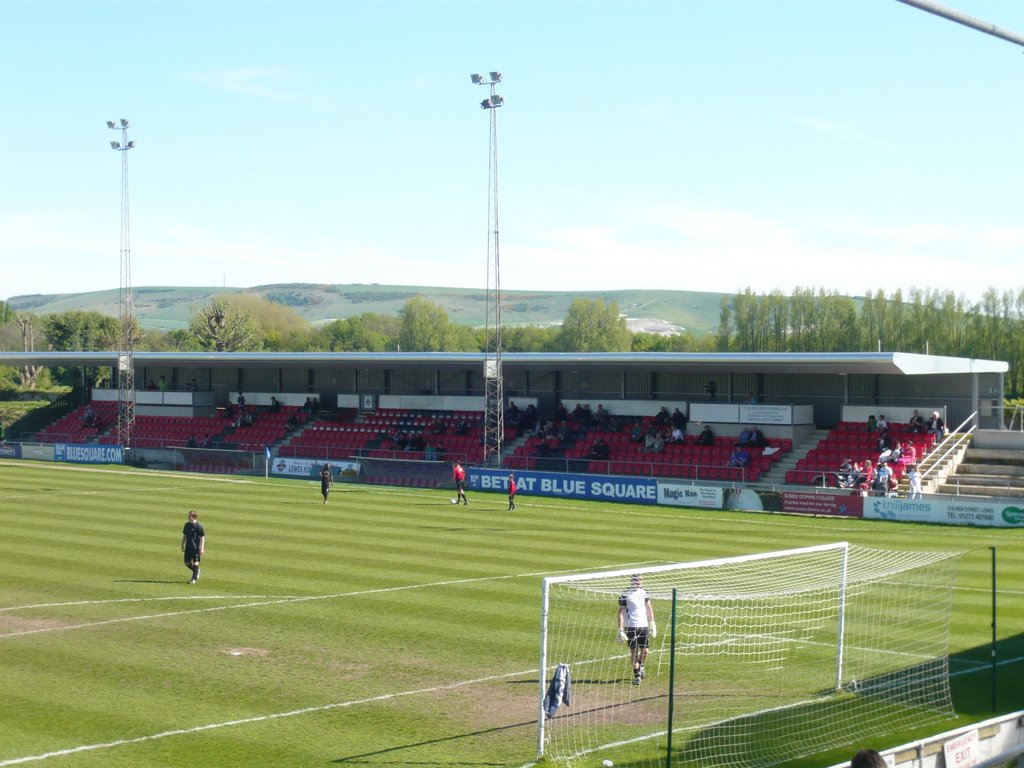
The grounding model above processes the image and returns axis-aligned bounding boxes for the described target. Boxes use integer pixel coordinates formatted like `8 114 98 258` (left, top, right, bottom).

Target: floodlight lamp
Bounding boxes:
480 98 491 109
489 71 502 83
126 140 135 149
110 141 121 150
106 120 117 129
120 119 130 128
471 73 484 85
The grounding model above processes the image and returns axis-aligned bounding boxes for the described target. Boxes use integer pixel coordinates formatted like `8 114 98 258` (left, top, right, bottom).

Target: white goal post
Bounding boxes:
538 542 964 768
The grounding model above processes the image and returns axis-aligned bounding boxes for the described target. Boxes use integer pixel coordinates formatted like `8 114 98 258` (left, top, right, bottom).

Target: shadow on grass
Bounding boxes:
113 579 186 584
331 718 534 766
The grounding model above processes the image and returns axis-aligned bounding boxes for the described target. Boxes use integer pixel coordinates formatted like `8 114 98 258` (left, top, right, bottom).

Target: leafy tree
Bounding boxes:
315 313 398 352
715 296 732 351
189 298 259 352
11 312 42 388
398 298 454 351
555 298 632 352
42 311 119 351
226 294 314 351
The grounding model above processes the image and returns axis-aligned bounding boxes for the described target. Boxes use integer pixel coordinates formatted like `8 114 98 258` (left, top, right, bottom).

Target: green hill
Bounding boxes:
5 284 727 334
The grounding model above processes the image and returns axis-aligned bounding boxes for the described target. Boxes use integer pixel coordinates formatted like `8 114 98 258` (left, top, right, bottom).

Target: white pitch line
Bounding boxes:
0 560 661 639
0 665 539 766
0 595 292 612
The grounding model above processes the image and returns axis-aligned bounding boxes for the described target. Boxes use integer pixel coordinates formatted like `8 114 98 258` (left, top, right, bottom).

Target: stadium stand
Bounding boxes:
785 421 936 487
507 415 791 481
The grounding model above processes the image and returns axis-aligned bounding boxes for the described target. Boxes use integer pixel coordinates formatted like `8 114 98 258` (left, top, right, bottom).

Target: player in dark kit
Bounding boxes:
507 474 517 510
452 462 468 505
181 510 205 584
320 463 334 504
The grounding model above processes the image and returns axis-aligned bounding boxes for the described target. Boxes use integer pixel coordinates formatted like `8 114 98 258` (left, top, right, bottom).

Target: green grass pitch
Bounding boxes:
1 461 1022 768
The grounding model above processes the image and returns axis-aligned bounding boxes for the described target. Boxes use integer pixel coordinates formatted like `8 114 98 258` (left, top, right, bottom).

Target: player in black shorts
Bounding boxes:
320 463 334 504
181 509 205 584
617 574 656 684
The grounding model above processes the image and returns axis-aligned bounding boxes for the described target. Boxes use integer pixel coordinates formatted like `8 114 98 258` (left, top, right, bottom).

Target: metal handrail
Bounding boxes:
1008 403 1024 431
919 411 977 487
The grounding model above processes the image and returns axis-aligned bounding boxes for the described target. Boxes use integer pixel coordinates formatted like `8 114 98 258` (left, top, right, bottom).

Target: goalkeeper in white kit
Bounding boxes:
617 574 656 685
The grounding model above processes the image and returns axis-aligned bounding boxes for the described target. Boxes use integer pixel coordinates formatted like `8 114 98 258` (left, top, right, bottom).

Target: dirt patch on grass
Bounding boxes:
0 614 79 636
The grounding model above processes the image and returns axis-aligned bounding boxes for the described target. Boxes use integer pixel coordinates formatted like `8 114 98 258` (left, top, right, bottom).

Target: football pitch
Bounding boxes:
1 461 1022 768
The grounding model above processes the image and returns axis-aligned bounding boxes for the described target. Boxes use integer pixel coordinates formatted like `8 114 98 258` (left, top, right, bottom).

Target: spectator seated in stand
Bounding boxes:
873 461 893 495
668 425 685 444
643 431 665 454
269 396 282 413
505 401 521 426
696 424 715 446
671 407 688 431
908 410 926 433
82 406 97 428
927 411 945 436
858 460 875 494
836 457 855 488
727 445 750 468
897 441 917 467
866 414 877 433
876 414 889 431
737 425 768 448
586 438 611 460
629 422 643 443
654 406 670 425
876 429 894 454
286 412 298 430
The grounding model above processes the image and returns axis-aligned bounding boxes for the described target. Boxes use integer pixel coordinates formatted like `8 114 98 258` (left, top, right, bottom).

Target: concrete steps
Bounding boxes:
760 428 830 485
935 444 1024 497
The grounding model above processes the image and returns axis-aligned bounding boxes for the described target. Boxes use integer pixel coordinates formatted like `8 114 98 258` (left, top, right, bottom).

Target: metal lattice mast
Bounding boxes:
472 71 505 467
108 119 136 451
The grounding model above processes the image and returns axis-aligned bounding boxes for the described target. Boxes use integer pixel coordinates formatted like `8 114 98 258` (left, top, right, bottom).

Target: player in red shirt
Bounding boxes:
452 462 468 505
507 474 517 511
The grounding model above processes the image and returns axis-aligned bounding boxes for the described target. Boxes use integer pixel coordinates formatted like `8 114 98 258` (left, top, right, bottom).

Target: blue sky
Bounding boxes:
2 0 1022 303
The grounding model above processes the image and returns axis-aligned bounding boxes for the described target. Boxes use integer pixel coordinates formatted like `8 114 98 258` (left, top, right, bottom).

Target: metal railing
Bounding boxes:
919 411 977 493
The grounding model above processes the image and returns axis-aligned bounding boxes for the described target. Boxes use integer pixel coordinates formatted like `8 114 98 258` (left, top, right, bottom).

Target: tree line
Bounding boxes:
1 285 1023 396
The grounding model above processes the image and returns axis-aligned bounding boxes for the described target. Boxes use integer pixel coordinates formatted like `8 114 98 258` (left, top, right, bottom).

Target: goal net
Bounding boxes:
538 542 964 768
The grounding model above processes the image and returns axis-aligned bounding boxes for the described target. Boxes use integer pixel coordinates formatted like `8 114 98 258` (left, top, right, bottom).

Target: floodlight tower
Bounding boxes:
107 119 136 451
472 71 505 467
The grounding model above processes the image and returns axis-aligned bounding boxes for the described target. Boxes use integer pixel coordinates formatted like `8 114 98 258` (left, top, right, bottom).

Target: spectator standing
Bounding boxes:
907 464 923 499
